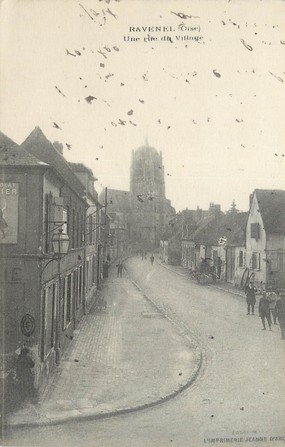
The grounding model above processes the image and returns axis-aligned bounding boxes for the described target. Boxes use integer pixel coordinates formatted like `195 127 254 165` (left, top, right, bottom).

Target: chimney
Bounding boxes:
249 192 254 209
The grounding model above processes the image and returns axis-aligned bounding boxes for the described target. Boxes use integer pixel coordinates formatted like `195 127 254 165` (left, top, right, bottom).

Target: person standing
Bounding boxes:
103 261 109 278
245 281 256 315
116 260 123 278
259 292 272 331
16 347 36 402
267 289 278 325
275 292 285 339
150 254 154 265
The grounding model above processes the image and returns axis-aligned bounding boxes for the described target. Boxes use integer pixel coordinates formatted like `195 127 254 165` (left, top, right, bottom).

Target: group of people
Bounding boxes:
138 250 155 265
245 281 285 339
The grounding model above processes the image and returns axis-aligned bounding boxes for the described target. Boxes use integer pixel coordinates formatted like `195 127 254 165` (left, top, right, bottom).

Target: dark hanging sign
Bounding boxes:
20 314 35 337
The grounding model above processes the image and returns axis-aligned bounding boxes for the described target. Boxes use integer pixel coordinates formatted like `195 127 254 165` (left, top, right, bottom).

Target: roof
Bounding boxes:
0 131 49 168
225 212 248 246
254 189 285 234
190 214 225 246
69 162 97 182
190 211 247 247
100 188 130 213
21 127 85 198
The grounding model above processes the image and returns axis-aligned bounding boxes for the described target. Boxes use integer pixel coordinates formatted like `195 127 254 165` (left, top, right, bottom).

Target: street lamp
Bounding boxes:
52 228 70 256
51 228 69 364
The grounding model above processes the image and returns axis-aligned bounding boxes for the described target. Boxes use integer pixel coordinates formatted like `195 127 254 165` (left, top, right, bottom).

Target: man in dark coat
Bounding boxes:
245 281 256 315
259 293 272 331
16 347 36 402
103 261 109 278
275 293 285 339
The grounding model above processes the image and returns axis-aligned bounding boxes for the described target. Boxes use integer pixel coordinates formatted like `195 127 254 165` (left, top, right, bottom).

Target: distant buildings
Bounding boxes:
99 141 176 254
161 190 285 292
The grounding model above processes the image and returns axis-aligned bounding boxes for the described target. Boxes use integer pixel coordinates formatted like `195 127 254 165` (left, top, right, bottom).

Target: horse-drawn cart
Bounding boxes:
189 259 217 285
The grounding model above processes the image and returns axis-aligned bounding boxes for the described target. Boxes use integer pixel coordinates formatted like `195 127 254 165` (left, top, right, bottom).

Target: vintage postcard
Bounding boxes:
1 0 285 446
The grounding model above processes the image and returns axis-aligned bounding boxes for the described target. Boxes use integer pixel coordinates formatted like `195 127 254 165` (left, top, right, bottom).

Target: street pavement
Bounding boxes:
3 256 285 447
4 264 201 432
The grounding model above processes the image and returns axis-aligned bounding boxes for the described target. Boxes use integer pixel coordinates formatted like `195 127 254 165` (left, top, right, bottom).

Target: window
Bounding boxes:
92 255 97 284
270 253 285 272
62 210 67 234
239 251 244 267
73 270 79 310
44 193 53 252
66 205 70 238
277 253 285 271
62 278 66 330
51 283 57 348
42 284 56 359
80 214 84 246
88 215 93 244
251 252 260 270
76 212 80 248
86 260 90 291
41 290 47 361
64 274 72 327
250 223 260 240
78 266 83 305
72 209 76 248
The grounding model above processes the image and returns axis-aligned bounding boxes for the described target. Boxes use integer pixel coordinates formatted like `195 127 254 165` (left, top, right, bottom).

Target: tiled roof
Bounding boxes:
225 212 248 246
190 211 247 247
0 131 48 168
255 189 285 234
21 127 85 197
190 215 225 246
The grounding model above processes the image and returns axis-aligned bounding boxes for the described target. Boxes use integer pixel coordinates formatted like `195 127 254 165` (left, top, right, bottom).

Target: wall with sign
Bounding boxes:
0 182 19 244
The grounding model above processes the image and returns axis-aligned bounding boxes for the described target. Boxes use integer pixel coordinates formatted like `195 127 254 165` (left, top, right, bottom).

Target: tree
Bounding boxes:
227 200 239 214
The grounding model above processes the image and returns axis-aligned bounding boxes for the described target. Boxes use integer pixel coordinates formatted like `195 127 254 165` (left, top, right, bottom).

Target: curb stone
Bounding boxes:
6 269 203 431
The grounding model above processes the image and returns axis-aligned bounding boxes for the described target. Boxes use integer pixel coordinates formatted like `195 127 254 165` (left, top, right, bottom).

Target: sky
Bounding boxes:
1 0 285 213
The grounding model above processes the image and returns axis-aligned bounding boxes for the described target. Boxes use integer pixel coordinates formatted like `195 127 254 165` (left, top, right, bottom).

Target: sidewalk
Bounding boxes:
159 261 245 298
6 266 202 429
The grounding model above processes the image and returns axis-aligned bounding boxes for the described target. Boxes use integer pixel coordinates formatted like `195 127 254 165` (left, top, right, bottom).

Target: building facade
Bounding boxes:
0 128 102 405
245 189 285 290
99 188 130 261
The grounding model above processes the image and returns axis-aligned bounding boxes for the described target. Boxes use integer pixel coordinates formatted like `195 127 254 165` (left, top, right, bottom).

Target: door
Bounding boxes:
226 247 235 282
